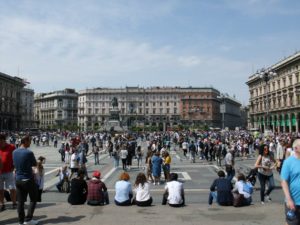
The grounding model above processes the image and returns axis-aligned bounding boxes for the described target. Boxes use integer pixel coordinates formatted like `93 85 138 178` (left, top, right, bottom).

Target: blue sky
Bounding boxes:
0 0 300 105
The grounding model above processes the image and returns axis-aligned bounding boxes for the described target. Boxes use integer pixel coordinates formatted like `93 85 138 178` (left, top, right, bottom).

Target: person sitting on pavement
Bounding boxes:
232 173 253 207
114 172 133 206
132 173 152 207
56 165 70 192
68 168 87 205
208 170 233 206
162 173 185 207
87 170 109 206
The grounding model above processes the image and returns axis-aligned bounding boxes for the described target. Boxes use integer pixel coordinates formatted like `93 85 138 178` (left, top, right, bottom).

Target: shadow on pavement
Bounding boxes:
1 215 47 225
39 215 85 224
36 203 57 208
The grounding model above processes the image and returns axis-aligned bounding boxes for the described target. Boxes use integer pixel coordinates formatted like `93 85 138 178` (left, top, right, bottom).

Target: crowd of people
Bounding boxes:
0 129 300 224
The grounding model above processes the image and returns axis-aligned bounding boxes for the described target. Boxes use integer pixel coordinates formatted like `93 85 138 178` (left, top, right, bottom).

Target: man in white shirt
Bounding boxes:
162 173 185 207
182 141 188 158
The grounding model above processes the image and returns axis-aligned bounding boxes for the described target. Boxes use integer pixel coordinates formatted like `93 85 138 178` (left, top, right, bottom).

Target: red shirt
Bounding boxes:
87 179 107 202
0 144 16 173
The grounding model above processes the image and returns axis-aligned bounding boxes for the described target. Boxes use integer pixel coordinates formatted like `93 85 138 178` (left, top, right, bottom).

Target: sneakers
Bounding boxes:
261 201 265 205
24 220 39 225
265 195 272 202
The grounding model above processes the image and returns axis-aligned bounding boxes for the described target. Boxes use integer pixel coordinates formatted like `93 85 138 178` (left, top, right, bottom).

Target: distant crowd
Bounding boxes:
1 129 300 225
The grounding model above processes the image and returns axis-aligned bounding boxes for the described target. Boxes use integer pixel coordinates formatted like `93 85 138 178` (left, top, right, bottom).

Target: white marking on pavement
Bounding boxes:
181 172 192 180
102 167 117 182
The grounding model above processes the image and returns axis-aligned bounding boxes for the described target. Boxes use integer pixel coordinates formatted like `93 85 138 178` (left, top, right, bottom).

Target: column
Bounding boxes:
289 113 292 132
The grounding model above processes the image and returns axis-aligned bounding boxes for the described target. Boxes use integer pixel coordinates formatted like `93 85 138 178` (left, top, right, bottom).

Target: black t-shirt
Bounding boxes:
210 178 233 205
68 178 87 205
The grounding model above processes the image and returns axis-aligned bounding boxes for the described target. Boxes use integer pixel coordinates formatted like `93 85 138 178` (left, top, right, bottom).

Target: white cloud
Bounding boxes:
0 14 251 102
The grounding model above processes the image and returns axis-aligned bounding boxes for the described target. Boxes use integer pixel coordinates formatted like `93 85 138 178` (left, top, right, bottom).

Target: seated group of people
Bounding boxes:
209 170 253 207
67 169 185 207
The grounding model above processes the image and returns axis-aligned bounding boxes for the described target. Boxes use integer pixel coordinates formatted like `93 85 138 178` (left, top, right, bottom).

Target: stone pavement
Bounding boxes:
0 202 285 225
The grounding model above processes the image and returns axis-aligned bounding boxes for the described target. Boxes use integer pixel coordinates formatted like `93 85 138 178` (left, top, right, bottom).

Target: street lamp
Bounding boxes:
258 68 277 132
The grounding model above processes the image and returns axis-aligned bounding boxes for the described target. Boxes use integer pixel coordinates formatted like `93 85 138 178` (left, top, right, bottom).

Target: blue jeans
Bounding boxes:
258 173 275 202
227 168 235 182
208 191 217 205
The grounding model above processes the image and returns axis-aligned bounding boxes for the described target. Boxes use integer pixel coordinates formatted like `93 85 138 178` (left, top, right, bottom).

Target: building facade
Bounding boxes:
0 72 25 131
34 89 78 130
20 88 35 129
78 87 232 131
247 52 300 132
219 95 242 130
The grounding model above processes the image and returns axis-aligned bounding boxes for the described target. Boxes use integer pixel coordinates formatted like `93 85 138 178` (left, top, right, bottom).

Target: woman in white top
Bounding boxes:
34 156 46 202
120 145 128 170
133 173 152 206
232 173 253 207
255 145 276 204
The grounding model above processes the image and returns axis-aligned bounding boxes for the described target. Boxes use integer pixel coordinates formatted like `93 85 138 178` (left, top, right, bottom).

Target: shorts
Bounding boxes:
285 204 300 225
0 172 16 190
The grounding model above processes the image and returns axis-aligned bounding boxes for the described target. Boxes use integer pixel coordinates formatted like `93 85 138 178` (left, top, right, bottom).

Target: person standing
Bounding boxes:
0 133 17 211
13 135 39 225
152 152 163 185
255 145 276 204
225 148 235 182
281 139 300 225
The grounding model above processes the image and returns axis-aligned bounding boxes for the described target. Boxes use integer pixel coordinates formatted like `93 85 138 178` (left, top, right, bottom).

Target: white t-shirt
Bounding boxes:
234 181 252 199
120 149 128 159
225 152 233 166
70 153 79 169
182 142 188 150
165 181 183 205
134 183 151 202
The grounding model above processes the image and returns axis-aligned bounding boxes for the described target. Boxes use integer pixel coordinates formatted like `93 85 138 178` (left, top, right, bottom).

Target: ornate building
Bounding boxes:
247 52 300 132
78 87 237 131
34 89 78 130
0 72 25 131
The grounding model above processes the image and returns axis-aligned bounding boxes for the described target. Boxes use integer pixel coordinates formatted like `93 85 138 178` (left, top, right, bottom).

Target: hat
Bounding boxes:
93 170 101 178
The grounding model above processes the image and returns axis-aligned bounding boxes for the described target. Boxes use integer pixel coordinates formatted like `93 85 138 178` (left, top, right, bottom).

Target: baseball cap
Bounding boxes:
93 170 101 178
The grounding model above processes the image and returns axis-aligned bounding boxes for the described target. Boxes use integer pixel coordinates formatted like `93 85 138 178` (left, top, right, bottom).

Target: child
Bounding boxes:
34 156 46 202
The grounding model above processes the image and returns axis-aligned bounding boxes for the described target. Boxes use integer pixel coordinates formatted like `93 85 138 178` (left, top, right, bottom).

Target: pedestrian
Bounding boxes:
92 145 100 165
162 151 171 182
0 133 17 211
136 146 143 168
281 138 300 225
225 147 235 182
33 156 46 202
255 144 276 204
13 135 39 225
151 151 163 185
145 151 154 183
120 145 128 170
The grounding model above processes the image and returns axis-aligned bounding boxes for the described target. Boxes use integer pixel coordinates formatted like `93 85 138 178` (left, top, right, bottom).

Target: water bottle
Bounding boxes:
286 209 296 221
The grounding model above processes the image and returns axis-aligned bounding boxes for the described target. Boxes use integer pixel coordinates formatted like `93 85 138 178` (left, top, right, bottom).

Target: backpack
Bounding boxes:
243 182 253 194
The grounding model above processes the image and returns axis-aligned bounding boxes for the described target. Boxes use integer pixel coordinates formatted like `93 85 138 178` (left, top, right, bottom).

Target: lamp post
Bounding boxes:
259 68 277 132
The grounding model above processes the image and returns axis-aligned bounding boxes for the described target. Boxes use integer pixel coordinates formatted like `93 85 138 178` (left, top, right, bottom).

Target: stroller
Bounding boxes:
246 168 258 186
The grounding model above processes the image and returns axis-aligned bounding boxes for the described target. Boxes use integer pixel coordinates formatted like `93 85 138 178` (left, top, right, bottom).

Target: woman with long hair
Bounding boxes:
34 156 46 202
255 144 276 204
132 173 152 206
